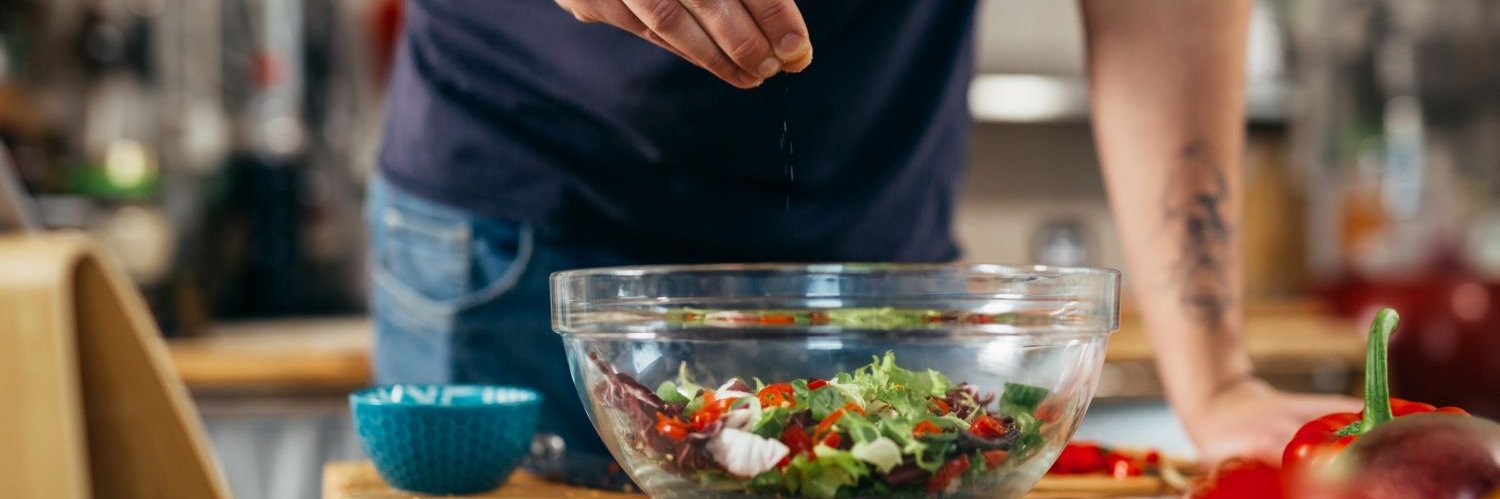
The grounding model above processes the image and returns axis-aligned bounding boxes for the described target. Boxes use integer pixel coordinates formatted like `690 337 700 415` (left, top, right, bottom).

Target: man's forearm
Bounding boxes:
1080 0 1255 417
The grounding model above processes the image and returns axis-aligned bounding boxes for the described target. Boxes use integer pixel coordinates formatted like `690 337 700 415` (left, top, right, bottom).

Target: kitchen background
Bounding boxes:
1 0 1497 498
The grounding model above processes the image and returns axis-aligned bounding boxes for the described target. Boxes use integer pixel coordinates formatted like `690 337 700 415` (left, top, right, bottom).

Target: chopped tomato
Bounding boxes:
655 412 689 440
807 378 828 390
982 450 1009 470
758 383 796 407
778 422 814 468
821 432 842 448
926 454 971 493
929 397 952 415
969 414 1007 439
913 420 943 438
1144 451 1161 465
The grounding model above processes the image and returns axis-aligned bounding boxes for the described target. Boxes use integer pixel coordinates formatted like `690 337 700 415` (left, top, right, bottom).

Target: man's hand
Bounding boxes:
555 0 813 89
1186 378 1361 464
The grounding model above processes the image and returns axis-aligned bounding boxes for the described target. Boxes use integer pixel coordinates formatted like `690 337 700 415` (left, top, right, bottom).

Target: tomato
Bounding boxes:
926 455 972 493
913 420 943 438
821 432 842 448
807 378 828 390
655 412 689 440
758 383 796 408
969 414 1007 439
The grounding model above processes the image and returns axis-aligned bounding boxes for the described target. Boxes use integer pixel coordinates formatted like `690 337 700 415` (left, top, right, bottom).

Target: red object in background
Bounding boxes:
1049 441 1153 477
1049 442 1108 474
1191 458 1286 499
369 0 404 84
1319 276 1500 420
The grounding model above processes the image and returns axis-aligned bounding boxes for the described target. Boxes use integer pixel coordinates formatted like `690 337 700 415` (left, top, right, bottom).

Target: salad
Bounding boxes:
589 351 1053 498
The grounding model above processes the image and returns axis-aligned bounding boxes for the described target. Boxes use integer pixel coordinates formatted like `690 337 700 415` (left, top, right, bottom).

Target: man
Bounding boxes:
370 0 1355 466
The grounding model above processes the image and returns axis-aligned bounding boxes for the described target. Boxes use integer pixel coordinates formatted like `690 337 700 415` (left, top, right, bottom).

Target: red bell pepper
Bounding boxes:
1281 308 1468 474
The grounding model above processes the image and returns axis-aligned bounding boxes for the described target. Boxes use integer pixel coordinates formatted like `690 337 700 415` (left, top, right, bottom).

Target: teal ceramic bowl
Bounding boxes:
350 384 542 495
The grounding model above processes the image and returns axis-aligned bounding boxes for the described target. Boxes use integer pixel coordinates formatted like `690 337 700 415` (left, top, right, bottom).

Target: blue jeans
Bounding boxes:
367 177 636 458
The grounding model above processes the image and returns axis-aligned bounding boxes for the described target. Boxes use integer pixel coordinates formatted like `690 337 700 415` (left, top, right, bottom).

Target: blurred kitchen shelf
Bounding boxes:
968 74 1288 124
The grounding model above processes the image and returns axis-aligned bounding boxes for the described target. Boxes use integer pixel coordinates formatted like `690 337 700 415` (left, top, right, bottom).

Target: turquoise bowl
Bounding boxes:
350 384 542 495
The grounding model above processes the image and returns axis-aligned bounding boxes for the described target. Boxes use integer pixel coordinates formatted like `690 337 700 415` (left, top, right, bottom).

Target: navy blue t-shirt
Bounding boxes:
379 0 976 262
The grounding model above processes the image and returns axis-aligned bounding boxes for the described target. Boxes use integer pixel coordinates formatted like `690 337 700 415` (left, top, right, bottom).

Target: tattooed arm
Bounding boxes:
1080 0 1357 462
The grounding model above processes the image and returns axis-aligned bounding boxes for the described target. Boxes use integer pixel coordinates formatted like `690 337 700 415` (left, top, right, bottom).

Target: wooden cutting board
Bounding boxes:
323 455 1192 499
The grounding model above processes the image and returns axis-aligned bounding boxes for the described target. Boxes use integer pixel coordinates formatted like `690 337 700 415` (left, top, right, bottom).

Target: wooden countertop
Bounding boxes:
169 303 1366 395
168 317 371 394
323 460 1187 498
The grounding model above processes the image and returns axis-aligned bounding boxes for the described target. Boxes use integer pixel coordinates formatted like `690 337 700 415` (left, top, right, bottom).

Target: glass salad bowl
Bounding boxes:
552 264 1120 498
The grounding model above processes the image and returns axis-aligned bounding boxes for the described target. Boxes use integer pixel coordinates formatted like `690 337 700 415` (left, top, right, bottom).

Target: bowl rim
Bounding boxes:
350 384 542 408
551 262 1121 279
551 262 1121 338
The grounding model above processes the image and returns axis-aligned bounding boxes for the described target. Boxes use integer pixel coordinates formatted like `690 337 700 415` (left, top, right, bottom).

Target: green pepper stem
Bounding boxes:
1360 308 1398 433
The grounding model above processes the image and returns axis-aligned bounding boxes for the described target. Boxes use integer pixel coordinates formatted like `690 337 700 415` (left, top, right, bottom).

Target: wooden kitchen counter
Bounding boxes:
167 303 1366 396
168 317 372 394
323 461 1185 498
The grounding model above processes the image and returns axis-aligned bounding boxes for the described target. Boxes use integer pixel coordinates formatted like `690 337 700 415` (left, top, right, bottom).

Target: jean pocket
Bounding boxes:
369 191 533 329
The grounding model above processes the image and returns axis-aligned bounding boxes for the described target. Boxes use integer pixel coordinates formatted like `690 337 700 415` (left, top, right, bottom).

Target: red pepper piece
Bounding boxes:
929 397 952 415
759 313 797 324
807 378 828 390
926 455 972 493
655 412 689 440
821 432 841 448
969 414 1007 439
982 450 1009 470
913 420 943 438
690 390 739 431
1281 309 1470 475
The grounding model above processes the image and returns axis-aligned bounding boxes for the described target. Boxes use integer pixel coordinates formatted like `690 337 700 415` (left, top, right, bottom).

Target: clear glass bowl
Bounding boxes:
552 264 1119 498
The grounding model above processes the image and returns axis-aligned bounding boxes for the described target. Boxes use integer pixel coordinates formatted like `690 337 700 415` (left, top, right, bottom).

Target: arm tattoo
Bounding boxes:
1164 141 1233 334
